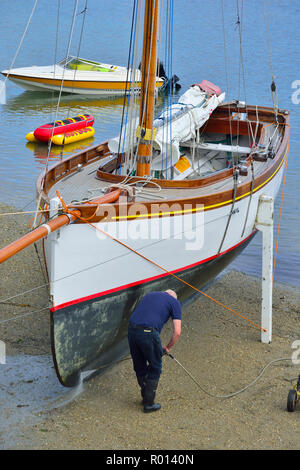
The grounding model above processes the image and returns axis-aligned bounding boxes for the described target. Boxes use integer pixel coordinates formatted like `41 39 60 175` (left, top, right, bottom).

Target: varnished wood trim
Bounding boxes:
69 113 289 223
37 142 110 202
38 104 289 219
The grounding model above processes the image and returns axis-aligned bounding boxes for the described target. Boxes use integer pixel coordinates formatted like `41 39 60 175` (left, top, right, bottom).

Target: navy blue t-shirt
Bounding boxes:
129 291 181 333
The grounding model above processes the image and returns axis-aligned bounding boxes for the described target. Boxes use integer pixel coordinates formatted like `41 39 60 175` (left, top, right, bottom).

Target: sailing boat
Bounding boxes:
0 0 290 387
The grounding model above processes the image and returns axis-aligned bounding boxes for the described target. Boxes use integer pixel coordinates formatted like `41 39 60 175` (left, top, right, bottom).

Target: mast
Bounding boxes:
136 0 159 177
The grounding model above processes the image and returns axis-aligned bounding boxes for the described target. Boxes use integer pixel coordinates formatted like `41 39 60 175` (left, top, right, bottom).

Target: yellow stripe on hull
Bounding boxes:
7 74 163 91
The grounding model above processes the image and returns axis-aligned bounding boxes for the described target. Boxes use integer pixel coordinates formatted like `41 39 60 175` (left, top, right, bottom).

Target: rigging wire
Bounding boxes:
262 0 278 118
0 0 39 96
0 307 49 325
117 0 137 172
273 118 290 281
33 0 80 228
168 0 174 179
126 1 142 175
120 0 159 184
51 0 61 121
58 0 89 157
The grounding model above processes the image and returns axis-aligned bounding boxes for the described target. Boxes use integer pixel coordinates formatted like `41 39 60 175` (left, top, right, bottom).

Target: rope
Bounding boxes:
56 0 89 156
217 167 238 254
33 0 80 227
262 0 278 117
56 191 266 333
0 306 49 325
241 155 254 237
221 0 233 150
117 0 137 170
167 354 293 399
0 0 39 92
0 209 50 217
1 120 289 329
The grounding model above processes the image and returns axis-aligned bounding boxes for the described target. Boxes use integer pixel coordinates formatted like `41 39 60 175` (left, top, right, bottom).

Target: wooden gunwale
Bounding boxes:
38 104 281 195
37 142 110 202
67 113 289 223
38 105 289 223
95 107 284 189
96 118 264 189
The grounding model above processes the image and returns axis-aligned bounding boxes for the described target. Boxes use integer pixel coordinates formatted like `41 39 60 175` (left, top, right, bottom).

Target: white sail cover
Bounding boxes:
108 82 225 166
152 84 225 165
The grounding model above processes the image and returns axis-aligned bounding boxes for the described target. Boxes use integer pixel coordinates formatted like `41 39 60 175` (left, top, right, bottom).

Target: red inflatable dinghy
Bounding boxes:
33 114 94 142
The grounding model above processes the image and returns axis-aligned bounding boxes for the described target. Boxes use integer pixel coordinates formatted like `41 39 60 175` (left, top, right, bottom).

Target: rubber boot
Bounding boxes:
137 376 146 404
143 379 161 413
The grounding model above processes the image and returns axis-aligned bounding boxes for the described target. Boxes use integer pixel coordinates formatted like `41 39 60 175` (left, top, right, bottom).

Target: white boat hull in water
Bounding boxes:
1 57 164 96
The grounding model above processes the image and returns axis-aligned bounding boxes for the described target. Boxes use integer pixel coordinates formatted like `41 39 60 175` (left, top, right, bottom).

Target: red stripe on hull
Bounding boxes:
51 230 257 312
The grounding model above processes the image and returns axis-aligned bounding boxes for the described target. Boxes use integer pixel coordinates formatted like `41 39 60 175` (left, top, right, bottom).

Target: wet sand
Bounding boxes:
1 202 300 450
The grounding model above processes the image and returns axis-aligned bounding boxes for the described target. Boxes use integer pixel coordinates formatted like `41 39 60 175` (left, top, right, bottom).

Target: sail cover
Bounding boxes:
108 81 225 167
152 83 225 164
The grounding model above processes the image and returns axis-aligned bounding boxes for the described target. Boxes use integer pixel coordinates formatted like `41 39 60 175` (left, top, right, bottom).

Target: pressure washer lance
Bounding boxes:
164 352 293 400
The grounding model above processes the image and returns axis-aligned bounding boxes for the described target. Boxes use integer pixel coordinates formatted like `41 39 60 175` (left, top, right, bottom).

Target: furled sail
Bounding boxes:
108 80 225 169
152 81 225 166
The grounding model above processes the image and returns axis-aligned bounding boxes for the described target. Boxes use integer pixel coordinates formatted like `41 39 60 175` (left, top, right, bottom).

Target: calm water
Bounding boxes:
0 0 299 286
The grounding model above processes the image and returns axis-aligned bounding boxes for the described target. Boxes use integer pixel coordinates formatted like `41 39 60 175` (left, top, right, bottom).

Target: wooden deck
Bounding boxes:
47 125 278 205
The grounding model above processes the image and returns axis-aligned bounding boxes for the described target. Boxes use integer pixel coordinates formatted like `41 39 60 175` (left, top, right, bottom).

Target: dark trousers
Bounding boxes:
128 325 163 381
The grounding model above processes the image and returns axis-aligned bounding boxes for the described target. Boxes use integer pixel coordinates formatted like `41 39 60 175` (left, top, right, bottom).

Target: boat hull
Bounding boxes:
45 138 287 386
51 231 256 387
4 74 163 96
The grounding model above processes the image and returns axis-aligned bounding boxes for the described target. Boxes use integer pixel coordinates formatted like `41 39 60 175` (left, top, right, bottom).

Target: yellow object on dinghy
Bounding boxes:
51 126 95 146
25 132 39 143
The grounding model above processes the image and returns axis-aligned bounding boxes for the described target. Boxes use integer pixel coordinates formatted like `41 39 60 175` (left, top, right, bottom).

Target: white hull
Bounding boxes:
2 61 164 96
45 161 284 311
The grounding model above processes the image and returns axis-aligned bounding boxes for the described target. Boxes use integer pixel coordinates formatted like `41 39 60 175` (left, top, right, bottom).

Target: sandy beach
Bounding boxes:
1 202 300 451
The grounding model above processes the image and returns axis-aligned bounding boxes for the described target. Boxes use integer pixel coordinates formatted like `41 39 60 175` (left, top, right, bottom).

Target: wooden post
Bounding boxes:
255 195 274 343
